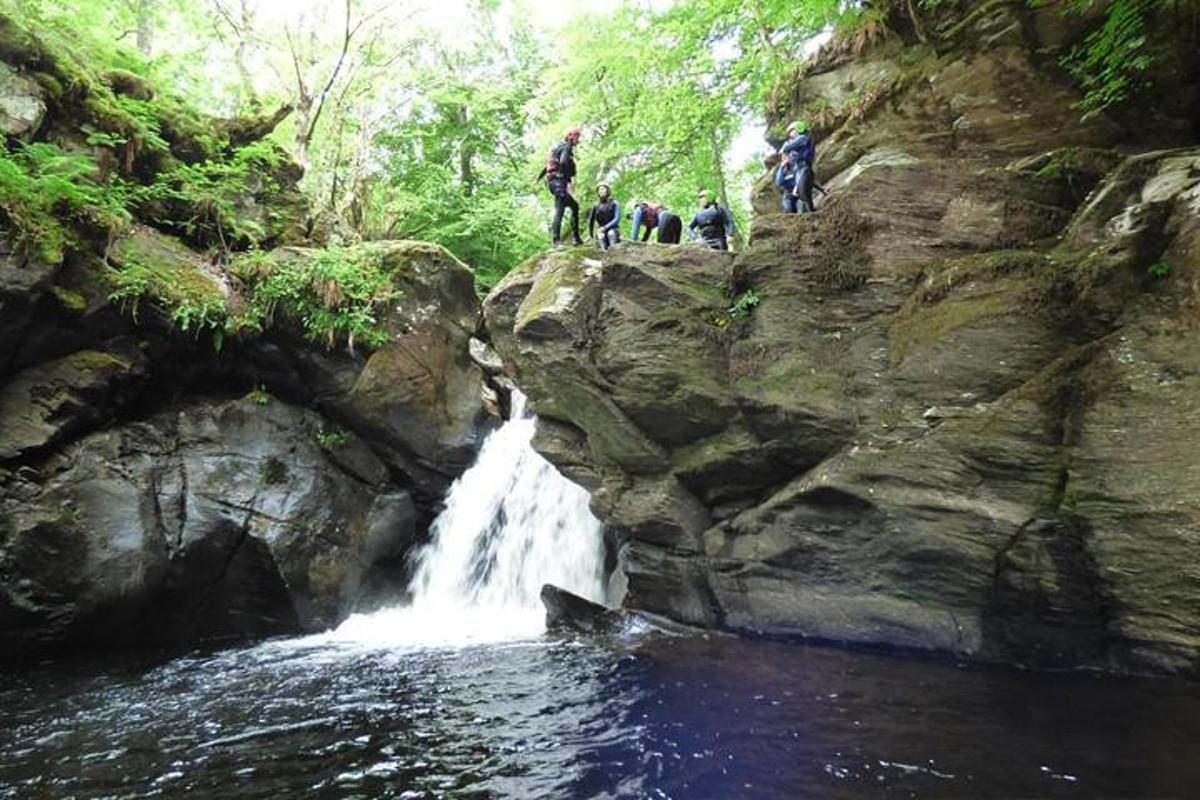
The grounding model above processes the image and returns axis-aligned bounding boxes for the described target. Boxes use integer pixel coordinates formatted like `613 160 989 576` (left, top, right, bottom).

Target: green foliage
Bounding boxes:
360 13 548 290
316 428 348 449
234 245 399 350
104 245 226 333
247 384 271 405
110 95 171 155
1148 260 1171 279
1061 0 1157 117
728 287 762 320
150 141 286 248
0 142 131 262
712 286 762 328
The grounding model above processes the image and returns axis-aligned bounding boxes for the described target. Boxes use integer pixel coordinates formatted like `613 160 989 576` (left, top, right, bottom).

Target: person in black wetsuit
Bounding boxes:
687 189 736 250
539 126 583 245
587 184 621 249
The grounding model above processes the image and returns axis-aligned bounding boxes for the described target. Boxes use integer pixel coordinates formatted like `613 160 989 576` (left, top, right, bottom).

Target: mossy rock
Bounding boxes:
102 68 154 101
106 225 229 330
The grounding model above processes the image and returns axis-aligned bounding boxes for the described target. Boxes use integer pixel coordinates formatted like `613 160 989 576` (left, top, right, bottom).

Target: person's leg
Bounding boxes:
566 193 582 244
782 193 798 214
549 182 566 242
798 166 815 213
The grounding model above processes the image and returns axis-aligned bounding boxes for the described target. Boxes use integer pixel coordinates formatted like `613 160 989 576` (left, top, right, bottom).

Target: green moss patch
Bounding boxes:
106 226 228 332
231 243 401 350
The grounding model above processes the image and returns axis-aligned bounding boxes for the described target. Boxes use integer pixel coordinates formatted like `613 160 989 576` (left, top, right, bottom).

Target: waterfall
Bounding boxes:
330 391 608 647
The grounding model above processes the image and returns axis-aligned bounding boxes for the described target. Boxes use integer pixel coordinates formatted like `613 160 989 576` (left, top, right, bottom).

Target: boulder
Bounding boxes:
541 584 625 634
485 138 1200 675
0 344 147 461
0 62 45 140
0 397 419 659
252 241 489 495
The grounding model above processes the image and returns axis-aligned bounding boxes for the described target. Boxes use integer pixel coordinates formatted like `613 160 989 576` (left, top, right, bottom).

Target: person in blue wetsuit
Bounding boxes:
779 120 816 213
686 189 736 250
538 126 583 245
587 184 621 249
775 159 801 213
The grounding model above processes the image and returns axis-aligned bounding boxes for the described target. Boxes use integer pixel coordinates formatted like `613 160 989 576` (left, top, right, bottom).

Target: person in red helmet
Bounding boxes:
538 126 583 246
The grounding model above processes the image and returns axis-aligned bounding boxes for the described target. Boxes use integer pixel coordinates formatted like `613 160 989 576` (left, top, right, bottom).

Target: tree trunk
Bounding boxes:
457 105 476 196
135 0 156 56
235 0 261 112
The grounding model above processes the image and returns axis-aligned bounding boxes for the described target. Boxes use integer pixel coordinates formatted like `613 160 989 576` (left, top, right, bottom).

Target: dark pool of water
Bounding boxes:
2 630 1198 799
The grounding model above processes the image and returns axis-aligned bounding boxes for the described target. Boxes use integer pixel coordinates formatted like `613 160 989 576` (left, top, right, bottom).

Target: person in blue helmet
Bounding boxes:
779 120 816 213
686 189 736 250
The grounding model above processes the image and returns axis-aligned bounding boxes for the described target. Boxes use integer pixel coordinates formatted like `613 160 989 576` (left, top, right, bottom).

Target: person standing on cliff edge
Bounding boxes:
779 120 816 213
538 126 584 246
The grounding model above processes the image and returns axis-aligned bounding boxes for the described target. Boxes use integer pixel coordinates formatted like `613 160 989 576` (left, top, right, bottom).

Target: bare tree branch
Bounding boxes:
301 0 355 147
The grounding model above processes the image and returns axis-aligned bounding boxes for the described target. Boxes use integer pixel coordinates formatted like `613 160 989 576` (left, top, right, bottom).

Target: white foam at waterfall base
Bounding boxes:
328 391 608 648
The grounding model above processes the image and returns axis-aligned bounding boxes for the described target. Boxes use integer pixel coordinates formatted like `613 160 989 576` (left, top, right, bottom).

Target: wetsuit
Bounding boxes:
781 133 816 213
657 210 682 244
687 204 735 250
630 203 662 241
775 161 800 213
588 198 621 249
545 140 582 243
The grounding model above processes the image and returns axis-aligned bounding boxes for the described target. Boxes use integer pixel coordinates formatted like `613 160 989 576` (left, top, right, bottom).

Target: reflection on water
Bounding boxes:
2 632 1198 799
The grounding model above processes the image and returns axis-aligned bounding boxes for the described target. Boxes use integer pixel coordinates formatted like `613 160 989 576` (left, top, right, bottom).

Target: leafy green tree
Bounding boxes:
536 0 838 239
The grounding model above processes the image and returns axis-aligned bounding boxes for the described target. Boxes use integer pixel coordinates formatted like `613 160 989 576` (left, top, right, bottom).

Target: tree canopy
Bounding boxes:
0 0 1173 288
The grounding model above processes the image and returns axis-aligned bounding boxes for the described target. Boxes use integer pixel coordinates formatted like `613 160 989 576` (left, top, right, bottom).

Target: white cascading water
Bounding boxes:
330 390 608 647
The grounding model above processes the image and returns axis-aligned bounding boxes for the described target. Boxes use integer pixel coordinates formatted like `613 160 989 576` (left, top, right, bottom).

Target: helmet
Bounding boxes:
565 126 582 141
788 119 810 134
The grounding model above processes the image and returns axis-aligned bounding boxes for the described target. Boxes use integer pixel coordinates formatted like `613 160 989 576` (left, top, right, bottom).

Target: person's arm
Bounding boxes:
775 164 787 188
603 202 621 233
631 206 643 241
686 215 699 241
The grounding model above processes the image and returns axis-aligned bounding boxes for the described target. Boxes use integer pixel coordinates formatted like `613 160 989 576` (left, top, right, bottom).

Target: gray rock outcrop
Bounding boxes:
485 1 1200 676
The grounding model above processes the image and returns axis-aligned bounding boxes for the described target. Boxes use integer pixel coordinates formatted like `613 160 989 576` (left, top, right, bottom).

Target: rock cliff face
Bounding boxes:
0 15 489 659
485 1 1200 675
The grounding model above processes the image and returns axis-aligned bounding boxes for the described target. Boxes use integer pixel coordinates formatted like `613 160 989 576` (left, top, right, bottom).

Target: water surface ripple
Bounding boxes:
3 632 1198 799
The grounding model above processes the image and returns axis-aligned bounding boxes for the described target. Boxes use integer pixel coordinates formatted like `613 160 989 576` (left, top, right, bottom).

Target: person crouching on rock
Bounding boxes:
779 120 816 213
538 126 583 246
631 201 682 244
687 189 736 251
588 184 621 250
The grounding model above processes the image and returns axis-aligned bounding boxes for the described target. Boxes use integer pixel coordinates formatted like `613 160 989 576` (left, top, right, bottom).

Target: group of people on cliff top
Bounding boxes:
540 121 820 251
